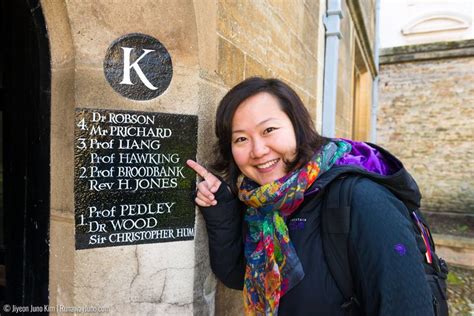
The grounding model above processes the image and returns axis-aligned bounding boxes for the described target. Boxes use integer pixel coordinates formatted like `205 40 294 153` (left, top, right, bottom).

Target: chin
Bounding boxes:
257 174 285 186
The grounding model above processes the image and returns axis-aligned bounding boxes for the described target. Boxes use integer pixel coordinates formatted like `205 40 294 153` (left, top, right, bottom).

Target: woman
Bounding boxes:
187 77 438 315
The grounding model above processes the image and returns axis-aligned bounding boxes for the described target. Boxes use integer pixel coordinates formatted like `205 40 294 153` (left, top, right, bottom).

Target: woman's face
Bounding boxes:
231 92 297 185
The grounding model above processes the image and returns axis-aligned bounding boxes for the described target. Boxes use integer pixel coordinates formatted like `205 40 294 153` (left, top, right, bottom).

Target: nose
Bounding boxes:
250 138 269 159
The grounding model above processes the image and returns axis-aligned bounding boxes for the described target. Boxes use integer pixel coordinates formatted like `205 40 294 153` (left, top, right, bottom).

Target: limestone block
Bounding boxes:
64 0 198 68
244 55 272 79
74 242 195 314
307 96 317 122
194 0 218 76
303 0 320 24
301 6 319 59
49 212 75 313
195 80 227 164
268 0 305 34
217 36 244 87
41 0 75 69
217 0 271 60
74 66 200 114
50 68 75 214
433 234 474 269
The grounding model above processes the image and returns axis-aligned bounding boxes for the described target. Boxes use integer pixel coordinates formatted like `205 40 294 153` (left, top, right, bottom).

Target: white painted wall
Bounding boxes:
380 0 474 48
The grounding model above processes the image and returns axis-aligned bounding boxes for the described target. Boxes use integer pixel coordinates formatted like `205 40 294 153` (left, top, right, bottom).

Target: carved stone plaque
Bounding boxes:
75 108 197 249
103 33 173 100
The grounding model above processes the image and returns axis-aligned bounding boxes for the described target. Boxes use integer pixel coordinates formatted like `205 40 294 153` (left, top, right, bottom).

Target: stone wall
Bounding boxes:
356 0 376 54
216 0 323 121
44 0 212 314
335 0 376 139
41 0 76 310
378 41 474 214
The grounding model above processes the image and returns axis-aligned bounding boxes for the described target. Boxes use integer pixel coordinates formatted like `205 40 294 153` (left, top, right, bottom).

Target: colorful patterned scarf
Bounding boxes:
238 140 351 315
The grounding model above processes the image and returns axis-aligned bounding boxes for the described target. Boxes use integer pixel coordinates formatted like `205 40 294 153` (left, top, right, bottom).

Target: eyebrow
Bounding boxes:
232 117 279 134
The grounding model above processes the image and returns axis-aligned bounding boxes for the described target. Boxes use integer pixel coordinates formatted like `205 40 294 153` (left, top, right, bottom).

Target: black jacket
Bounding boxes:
200 152 434 315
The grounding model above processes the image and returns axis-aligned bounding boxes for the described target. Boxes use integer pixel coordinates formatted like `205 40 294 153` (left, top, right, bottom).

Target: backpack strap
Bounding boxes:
321 175 361 311
411 210 449 316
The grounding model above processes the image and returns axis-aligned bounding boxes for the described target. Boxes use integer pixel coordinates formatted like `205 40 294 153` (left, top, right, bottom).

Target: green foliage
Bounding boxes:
447 271 463 286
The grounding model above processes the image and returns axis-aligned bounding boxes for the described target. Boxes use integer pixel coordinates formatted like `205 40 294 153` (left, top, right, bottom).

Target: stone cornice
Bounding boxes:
380 39 474 64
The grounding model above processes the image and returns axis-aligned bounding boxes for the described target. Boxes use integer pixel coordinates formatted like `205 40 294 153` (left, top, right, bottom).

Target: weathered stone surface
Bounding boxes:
74 67 201 115
301 3 319 57
192 80 228 316
378 56 474 214
346 0 377 77
216 0 321 110
49 211 75 309
244 54 272 79
335 0 354 139
434 234 474 268
380 39 474 64
65 0 199 68
50 68 75 214
359 0 376 51
217 36 245 87
74 242 195 314
41 0 75 69
44 1 78 311
194 0 219 79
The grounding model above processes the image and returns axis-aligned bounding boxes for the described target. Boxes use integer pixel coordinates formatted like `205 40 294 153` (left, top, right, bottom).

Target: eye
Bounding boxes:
263 127 278 134
233 136 247 143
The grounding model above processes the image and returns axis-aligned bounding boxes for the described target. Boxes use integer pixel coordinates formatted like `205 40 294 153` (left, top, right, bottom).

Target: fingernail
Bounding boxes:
212 201 217 205
208 194 214 199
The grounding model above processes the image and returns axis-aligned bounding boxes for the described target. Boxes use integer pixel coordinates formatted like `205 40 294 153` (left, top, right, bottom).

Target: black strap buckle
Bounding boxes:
439 257 449 275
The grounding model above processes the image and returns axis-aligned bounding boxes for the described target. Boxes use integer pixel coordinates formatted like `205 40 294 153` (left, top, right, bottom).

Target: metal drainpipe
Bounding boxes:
322 0 343 138
370 0 381 142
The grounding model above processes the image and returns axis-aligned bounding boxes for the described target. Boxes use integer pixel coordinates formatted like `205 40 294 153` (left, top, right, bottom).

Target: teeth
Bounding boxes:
256 159 278 169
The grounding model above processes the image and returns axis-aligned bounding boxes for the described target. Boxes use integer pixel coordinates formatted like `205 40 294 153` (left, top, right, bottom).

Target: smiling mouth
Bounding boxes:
255 158 280 169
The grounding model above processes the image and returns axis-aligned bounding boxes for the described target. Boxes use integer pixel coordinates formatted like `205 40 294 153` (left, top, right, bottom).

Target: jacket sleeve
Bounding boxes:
349 178 434 316
200 182 245 290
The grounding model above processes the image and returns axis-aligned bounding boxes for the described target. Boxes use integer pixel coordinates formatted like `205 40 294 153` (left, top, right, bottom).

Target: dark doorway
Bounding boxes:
0 0 50 311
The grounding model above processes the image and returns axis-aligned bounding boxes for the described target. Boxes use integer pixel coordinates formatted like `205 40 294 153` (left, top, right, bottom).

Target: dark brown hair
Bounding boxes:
212 77 327 193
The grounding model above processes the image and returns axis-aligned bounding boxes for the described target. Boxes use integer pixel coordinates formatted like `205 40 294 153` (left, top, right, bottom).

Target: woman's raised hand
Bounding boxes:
186 159 222 207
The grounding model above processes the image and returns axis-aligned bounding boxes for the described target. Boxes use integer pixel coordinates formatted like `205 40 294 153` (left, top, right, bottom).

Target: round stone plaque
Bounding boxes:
104 33 172 100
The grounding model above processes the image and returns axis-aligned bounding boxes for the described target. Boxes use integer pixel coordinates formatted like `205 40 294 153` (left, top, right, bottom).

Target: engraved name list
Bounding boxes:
74 109 197 249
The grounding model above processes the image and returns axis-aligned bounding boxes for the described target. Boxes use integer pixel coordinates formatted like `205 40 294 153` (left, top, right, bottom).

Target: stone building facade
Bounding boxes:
377 0 474 215
1 0 377 314
378 41 474 214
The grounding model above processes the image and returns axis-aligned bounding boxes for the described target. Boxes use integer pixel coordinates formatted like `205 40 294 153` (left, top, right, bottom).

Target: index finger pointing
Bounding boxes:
186 159 211 180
